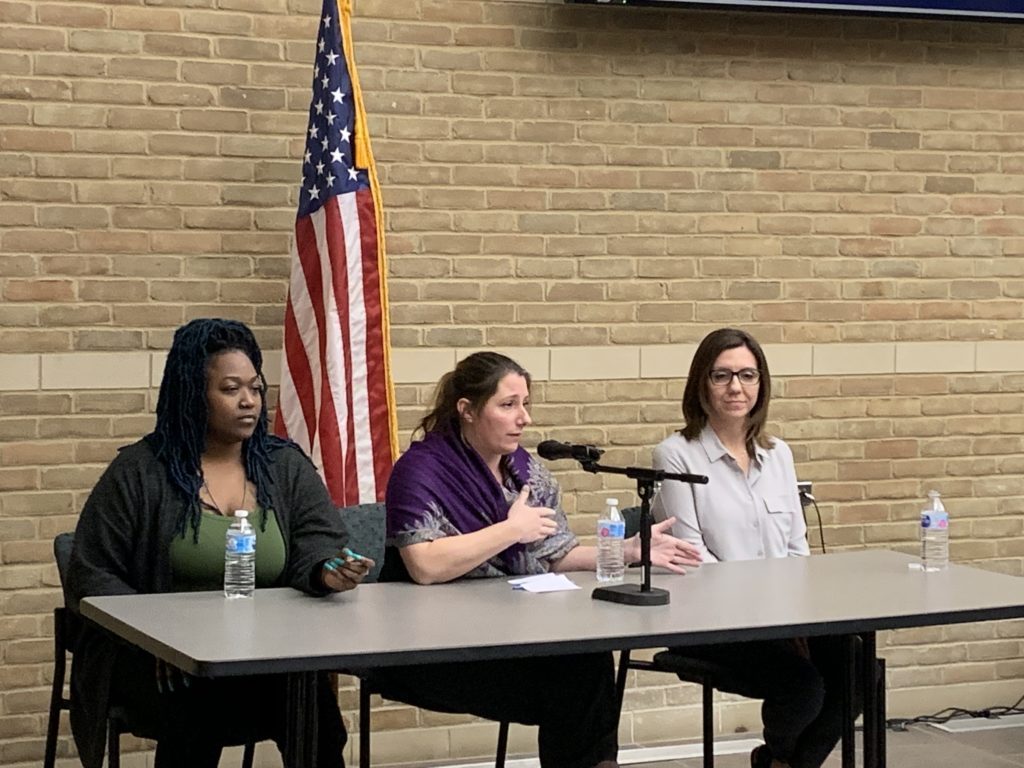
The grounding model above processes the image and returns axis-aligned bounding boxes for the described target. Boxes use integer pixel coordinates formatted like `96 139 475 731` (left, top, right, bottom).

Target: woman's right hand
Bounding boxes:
321 549 375 593
505 485 558 543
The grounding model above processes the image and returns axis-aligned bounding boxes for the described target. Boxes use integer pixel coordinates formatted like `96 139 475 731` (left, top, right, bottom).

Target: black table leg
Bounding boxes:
284 671 319 768
842 635 856 768
877 657 887 768
862 632 878 768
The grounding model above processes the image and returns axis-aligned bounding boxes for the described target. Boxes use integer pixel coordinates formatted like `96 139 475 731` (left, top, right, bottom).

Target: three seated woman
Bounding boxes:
69 319 850 768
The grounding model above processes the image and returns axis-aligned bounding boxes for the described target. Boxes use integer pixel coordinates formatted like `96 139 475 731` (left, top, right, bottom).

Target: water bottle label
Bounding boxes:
227 533 256 554
598 521 626 539
921 512 949 530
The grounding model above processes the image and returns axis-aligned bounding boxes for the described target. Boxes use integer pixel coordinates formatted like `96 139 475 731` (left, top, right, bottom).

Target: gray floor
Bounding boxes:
641 723 1024 767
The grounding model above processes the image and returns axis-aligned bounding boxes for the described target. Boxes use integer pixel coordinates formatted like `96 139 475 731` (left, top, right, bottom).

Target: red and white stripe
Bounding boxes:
275 188 393 506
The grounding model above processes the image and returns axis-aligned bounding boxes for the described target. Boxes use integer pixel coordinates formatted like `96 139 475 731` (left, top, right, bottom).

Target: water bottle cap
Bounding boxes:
605 498 618 506
927 490 940 498
233 509 249 518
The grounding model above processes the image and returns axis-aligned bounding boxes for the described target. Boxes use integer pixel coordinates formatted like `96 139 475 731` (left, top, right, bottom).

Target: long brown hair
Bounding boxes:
417 352 531 436
680 327 773 454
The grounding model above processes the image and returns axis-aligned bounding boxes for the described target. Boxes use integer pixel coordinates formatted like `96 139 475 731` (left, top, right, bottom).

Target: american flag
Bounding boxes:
274 0 396 506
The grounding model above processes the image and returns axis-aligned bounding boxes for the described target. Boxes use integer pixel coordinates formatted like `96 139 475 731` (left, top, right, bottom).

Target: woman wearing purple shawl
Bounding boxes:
376 352 702 768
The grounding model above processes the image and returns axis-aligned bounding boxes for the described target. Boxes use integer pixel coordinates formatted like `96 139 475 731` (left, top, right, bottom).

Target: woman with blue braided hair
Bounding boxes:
67 318 370 768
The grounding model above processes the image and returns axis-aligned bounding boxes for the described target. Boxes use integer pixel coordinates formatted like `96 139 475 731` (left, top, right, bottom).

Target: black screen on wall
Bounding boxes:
565 0 1024 21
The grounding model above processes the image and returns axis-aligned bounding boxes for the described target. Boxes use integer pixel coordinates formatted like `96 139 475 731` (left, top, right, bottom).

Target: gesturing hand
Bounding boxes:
628 518 703 574
322 548 375 593
506 485 558 544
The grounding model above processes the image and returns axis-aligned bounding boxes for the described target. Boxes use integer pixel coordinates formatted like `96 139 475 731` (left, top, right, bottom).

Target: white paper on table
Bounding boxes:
507 573 580 593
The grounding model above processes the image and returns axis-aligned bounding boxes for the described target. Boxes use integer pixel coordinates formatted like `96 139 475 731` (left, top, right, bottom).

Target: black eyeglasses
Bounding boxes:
708 368 761 387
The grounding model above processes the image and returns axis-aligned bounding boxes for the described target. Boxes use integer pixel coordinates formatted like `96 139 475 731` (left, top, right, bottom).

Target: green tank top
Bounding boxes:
170 508 287 591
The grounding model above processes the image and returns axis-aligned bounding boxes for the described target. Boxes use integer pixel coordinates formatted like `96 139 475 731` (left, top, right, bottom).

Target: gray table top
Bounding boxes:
81 549 1024 677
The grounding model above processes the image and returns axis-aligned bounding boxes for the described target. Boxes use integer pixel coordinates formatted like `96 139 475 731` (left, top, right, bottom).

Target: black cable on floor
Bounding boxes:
887 692 1024 731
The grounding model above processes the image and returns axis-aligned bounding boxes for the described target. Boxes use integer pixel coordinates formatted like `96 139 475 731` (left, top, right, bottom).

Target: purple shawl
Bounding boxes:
385 424 573 576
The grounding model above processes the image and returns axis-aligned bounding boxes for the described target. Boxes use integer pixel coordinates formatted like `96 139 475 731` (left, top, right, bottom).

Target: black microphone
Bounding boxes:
536 440 604 463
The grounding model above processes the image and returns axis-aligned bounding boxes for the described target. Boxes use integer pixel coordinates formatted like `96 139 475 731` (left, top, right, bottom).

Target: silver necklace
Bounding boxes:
202 475 247 516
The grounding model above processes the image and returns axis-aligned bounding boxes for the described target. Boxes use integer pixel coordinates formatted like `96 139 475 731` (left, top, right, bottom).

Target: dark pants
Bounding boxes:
674 636 861 768
373 653 619 768
110 648 347 768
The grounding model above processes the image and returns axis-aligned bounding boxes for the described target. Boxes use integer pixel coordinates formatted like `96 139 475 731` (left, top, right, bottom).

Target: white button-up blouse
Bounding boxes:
651 425 808 563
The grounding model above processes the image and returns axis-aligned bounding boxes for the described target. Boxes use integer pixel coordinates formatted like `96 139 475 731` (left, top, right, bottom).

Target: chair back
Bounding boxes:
338 503 386 583
52 532 84 652
54 532 74 587
622 506 641 539
53 532 78 622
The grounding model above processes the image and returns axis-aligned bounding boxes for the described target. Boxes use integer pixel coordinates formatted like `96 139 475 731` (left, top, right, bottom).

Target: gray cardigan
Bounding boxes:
66 436 347 768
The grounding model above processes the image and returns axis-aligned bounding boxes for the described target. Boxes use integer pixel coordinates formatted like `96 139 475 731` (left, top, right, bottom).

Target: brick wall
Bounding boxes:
3 0 1024 765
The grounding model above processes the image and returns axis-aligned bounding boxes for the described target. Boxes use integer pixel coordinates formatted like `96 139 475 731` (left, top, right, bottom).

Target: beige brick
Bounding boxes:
1 5 1024 758
813 343 895 375
41 352 149 390
104 56 177 82
218 86 286 111
71 81 144 105
0 50 30 77
976 341 1024 372
221 135 291 158
549 347 639 381
111 305 183 329
39 206 110 229
0 355 38 391
3 279 75 302
0 2 33 23
181 60 249 86
34 155 106 180
0 77 67 103
3 179 73 203
0 442 74 467
0 255 35 280
0 26 65 51
423 327 483 347
75 130 146 155
106 106 178 131
111 207 182 230
3 229 76 253
108 156 182 180
76 231 148 254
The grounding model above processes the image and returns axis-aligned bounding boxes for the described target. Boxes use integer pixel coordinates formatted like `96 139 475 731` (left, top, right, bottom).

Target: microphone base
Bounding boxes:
592 583 670 606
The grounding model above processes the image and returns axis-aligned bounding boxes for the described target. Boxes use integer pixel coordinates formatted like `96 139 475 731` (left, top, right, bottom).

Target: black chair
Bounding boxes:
615 507 886 768
338 501 387 584
45 532 255 768
339 503 510 768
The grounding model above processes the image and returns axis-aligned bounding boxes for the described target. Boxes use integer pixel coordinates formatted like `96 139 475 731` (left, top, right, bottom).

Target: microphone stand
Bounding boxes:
579 461 708 606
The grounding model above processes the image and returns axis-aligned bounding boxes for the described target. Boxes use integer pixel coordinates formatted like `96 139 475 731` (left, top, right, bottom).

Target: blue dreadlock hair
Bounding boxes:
149 318 287 539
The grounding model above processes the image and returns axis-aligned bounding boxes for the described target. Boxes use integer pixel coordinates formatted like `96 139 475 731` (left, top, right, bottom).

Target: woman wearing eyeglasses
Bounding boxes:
651 328 854 768
651 327 806 563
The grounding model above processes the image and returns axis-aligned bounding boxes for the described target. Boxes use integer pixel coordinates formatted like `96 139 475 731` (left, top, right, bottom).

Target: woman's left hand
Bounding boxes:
321 549 375 593
627 518 703 574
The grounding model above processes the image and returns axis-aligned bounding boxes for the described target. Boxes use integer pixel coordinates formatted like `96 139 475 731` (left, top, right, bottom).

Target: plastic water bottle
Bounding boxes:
919 490 949 572
224 509 256 598
596 497 625 583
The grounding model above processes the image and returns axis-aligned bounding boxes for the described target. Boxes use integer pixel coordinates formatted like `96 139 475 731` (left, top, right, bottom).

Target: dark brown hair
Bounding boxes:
680 327 773 454
417 351 531 436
